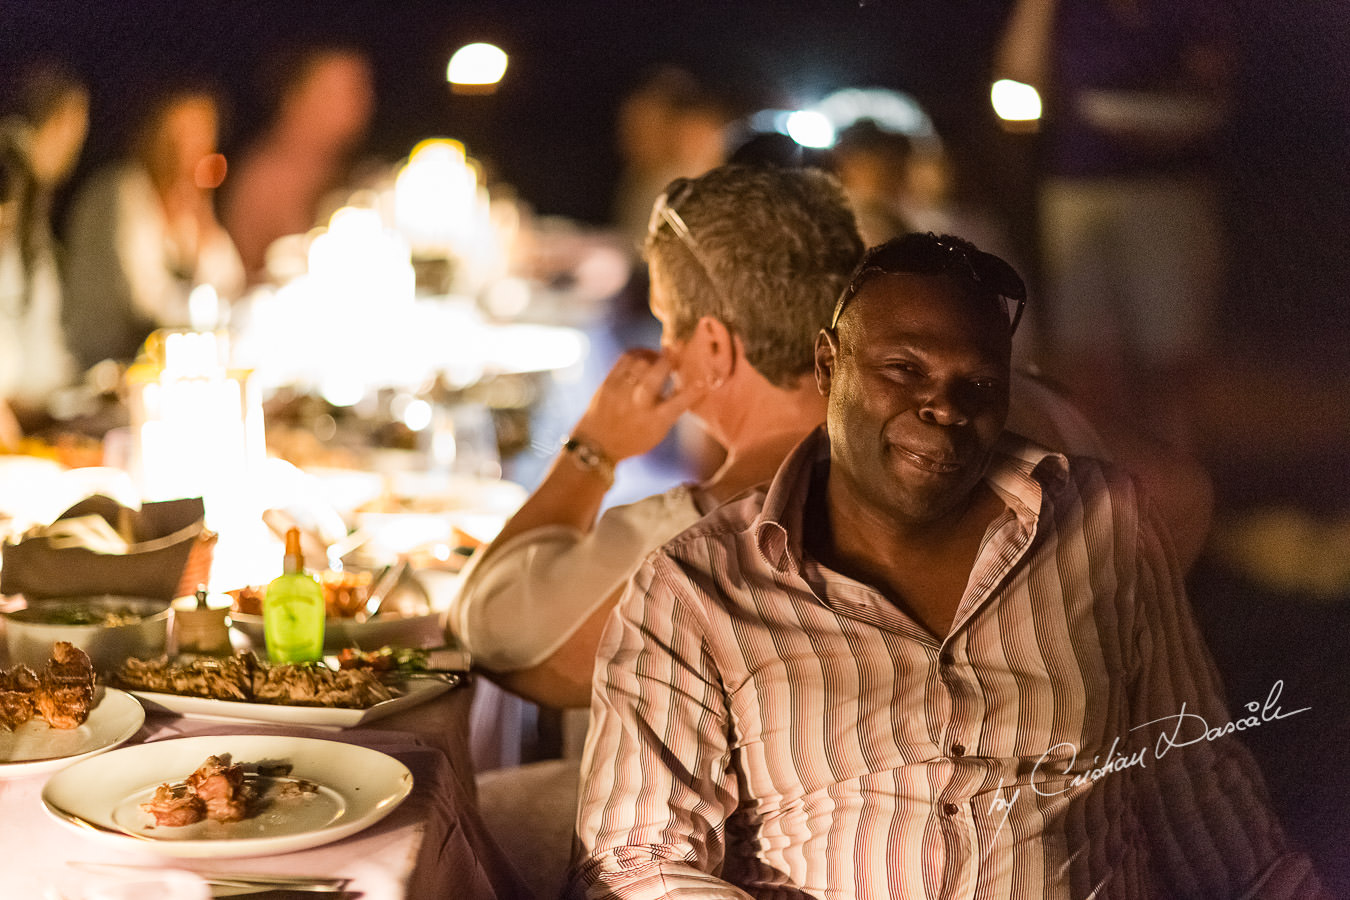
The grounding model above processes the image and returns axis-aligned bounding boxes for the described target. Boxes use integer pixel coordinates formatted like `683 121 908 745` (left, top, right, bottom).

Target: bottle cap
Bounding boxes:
283 527 305 573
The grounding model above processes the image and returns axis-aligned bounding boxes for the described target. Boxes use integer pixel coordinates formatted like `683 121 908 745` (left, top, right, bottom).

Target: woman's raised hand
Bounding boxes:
570 348 707 464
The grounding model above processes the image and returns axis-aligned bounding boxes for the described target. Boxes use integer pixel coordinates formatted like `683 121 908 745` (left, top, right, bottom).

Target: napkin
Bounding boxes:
0 495 214 601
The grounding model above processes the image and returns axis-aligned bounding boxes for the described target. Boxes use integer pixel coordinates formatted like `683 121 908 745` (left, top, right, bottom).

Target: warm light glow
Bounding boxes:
319 374 366 408
394 139 478 255
194 152 227 190
447 43 508 86
188 284 221 331
127 327 270 589
233 205 420 401
480 324 588 375
309 206 415 300
991 79 1043 122
785 110 835 149
162 329 227 377
401 398 434 432
483 276 530 319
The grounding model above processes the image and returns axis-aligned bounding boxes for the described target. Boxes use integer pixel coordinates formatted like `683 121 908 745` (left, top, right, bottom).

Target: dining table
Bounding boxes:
0 641 537 900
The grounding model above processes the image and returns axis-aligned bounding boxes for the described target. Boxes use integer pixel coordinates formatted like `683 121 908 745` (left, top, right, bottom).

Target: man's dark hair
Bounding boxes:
830 232 1026 335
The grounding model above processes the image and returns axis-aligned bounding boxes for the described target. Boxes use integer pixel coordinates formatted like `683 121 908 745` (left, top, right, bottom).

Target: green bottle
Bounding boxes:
263 527 326 663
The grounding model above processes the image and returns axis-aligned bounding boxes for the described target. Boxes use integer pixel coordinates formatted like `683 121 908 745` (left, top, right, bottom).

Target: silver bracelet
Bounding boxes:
561 435 615 486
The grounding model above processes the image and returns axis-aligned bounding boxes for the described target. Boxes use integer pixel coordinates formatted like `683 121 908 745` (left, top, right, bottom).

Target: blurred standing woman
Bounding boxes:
0 62 88 446
63 83 244 369
221 45 374 284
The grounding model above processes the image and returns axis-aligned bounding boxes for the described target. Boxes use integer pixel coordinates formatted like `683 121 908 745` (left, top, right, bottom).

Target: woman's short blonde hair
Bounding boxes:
645 164 863 388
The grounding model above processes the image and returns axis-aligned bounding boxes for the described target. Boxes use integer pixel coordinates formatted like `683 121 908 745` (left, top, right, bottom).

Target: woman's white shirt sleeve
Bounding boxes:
449 484 703 671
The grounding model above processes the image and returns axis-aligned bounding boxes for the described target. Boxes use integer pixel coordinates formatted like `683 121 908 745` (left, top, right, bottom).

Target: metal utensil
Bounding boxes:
362 560 406 620
70 862 350 894
206 882 348 897
325 528 371 571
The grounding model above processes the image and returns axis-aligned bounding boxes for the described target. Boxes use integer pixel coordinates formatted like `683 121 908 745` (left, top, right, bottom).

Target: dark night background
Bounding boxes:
4 0 1349 348
4 0 1349 890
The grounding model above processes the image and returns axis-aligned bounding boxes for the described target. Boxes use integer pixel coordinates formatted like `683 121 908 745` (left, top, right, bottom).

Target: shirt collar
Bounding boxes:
988 431 1069 527
752 427 1070 575
753 428 827 575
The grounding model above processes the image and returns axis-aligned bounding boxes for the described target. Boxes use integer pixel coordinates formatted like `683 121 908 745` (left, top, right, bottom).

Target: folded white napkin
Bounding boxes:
38 516 131 555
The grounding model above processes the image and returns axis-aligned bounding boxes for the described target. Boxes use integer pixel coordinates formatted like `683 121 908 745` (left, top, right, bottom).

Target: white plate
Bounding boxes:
0 687 145 778
228 610 446 655
127 675 455 728
42 734 412 858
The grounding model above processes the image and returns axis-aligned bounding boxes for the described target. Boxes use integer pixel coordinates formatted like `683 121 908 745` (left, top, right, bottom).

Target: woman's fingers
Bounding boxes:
572 348 710 463
605 349 658 392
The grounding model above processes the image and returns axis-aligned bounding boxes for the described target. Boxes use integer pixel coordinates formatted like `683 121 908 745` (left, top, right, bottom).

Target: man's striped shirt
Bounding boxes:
571 429 1322 899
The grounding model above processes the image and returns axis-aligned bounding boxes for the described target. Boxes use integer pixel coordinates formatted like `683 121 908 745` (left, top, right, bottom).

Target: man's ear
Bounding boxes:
814 328 837 396
693 315 736 382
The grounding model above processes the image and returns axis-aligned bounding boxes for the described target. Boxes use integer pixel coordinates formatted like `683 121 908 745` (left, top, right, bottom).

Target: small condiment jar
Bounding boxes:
172 586 233 656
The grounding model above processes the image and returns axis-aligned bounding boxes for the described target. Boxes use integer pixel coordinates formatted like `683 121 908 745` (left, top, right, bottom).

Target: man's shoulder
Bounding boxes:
1032 446 1158 549
1001 432 1136 491
1062 448 1139 496
997 434 1146 525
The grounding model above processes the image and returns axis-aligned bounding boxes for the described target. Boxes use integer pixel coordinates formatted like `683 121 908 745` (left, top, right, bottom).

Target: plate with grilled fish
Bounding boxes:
112 651 457 728
1 642 145 777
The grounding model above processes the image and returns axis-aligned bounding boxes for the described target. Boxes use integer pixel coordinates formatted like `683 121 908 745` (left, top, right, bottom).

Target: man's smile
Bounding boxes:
893 443 966 474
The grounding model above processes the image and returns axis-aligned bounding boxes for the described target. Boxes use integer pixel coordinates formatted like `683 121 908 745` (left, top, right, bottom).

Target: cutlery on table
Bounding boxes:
70 861 350 894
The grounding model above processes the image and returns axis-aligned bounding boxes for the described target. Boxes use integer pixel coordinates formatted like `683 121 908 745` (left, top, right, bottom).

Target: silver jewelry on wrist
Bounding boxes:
561 435 615 486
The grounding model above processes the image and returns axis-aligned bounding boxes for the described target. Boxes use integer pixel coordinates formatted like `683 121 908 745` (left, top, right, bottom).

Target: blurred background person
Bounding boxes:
62 81 243 369
221 44 374 284
996 0 1233 443
828 117 916 246
0 61 89 446
826 116 1020 292
610 66 732 252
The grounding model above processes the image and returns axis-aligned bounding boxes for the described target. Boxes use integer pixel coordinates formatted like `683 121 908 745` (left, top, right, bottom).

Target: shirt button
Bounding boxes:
951 744 966 757
938 651 954 667
943 802 960 816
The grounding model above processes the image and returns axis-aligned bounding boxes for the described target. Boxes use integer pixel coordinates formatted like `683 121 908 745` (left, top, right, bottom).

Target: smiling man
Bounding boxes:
804 241 1018 642
568 233 1326 899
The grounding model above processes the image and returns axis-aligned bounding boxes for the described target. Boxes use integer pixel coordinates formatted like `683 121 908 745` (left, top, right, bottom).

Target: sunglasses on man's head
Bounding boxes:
647 177 732 310
829 233 1027 334
647 178 695 241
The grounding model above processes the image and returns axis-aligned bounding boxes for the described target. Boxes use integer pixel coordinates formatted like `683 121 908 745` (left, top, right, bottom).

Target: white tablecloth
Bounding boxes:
0 686 534 900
